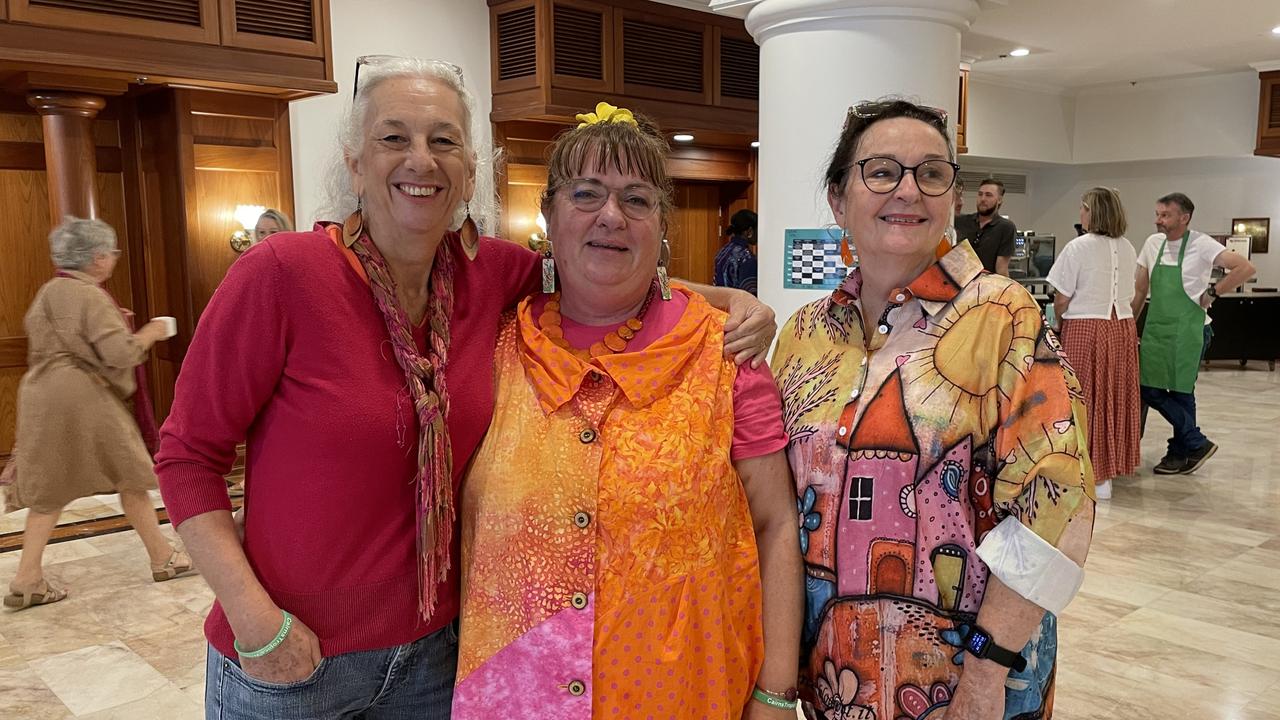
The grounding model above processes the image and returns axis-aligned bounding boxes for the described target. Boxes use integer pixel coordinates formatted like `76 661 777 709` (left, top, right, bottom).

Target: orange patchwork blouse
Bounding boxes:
453 287 772 719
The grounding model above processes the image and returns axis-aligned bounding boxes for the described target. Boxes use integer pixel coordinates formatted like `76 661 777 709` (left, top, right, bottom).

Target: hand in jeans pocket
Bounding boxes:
238 612 323 684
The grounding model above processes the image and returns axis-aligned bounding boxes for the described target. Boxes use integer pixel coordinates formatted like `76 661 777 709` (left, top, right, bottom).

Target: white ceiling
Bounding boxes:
656 0 1280 91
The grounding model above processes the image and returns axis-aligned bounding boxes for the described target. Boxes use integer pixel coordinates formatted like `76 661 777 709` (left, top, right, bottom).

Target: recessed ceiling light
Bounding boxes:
1272 25 1280 35
1009 48 1030 57
673 133 694 142
750 140 760 148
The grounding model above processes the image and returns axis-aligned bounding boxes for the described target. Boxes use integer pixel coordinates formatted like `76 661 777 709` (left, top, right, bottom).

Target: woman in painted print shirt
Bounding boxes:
773 100 1096 720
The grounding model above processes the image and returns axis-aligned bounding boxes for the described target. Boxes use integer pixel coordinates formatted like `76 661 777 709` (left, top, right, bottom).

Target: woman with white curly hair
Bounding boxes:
5 217 188 610
155 55 775 719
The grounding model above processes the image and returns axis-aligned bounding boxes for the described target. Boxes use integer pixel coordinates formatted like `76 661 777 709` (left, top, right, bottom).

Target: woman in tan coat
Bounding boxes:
4 217 192 609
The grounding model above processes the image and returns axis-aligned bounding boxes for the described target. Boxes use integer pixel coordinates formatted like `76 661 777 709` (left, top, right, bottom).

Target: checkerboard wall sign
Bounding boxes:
784 229 849 289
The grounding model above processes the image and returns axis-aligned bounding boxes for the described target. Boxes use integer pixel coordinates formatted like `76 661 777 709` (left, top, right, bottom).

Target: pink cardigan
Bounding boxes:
156 227 539 658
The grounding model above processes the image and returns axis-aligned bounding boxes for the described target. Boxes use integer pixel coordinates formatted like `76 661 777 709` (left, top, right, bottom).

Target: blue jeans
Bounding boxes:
205 623 458 720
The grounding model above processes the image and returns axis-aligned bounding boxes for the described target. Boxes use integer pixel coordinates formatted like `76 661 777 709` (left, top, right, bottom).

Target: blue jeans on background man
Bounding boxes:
1140 325 1214 459
204 622 457 720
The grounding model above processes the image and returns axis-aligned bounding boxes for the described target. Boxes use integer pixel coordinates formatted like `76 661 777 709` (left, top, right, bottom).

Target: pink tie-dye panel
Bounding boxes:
452 597 595 720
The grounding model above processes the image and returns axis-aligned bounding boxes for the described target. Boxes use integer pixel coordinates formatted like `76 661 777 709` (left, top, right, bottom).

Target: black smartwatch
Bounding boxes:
1207 286 1219 299
963 625 1027 672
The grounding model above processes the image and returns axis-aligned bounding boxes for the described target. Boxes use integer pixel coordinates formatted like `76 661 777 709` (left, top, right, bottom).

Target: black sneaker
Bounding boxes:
1179 441 1218 475
1154 455 1186 475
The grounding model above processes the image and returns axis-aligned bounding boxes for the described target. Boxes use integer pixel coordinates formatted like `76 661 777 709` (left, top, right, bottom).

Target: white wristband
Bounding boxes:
975 516 1084 615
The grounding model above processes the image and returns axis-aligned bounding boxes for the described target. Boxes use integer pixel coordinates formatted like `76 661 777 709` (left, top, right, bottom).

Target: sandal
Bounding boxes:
3 579 68 610
151 549 194 582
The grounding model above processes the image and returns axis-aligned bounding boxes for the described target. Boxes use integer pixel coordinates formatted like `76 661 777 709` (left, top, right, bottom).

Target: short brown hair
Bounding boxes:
540 113 673 223
979 177 1005 196
1082 186 1127 238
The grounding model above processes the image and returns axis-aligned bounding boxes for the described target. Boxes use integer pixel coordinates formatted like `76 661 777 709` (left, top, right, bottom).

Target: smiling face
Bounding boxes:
828 117 952 265
345 76 475 243
547 160 663 316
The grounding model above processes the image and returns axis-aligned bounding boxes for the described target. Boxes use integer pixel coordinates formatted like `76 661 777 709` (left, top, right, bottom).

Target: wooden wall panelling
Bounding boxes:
134 90 195 367
667 183 720 286
550 0 613 93
9 0 222 45
957 68 969 155
614 7 712 107
0 23 335 99
505 162 548 246
1257 71 1280 158
184 90 292 319
543 87 757 134
666 146 752 182
218 0 329 58
491 0 543 95
712 26 758 112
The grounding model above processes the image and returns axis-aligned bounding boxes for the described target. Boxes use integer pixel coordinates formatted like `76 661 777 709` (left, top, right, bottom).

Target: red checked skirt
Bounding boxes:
1061 316 1141 481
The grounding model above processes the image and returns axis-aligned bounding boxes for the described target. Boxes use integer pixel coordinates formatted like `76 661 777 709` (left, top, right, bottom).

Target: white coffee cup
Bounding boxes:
152 316 178 339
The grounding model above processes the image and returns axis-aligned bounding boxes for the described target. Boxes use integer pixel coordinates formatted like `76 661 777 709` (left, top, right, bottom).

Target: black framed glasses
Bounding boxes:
855 156 960 197
353 55 464 101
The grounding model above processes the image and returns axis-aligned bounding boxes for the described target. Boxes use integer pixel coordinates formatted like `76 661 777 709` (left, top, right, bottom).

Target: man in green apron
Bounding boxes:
1133 193 1256 475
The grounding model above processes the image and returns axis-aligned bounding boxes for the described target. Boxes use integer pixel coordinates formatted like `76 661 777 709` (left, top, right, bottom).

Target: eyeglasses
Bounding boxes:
854 156 959 197
564 178 661 220
353 55 465 101
847 101 949 131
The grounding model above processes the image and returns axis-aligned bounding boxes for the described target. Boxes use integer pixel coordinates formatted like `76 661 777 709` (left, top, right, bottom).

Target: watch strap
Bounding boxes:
965 625 1028 672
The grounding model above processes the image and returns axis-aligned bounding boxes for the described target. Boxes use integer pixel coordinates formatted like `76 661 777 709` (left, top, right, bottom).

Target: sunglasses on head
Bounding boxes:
845 101 949 132
352 55 465 101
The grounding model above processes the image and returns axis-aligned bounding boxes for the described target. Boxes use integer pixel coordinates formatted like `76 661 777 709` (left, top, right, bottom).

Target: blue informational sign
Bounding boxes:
784 227 850 290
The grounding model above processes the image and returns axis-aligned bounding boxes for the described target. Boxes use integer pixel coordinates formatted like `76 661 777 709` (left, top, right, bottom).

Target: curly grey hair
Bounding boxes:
49 216 117 270
317 57 499 235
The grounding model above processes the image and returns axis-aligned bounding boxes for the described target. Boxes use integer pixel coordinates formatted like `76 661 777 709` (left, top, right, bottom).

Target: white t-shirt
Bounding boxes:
1046 233 1137 319
1136 230 1225 303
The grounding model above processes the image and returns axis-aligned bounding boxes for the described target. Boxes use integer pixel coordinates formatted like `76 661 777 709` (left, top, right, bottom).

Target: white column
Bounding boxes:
741 0 979 327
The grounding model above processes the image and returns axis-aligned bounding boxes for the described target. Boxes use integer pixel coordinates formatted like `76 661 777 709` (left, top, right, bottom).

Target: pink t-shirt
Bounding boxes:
532 291 788 461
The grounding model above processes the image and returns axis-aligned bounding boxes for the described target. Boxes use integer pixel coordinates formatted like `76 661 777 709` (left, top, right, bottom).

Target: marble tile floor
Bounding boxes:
0 368 1277 718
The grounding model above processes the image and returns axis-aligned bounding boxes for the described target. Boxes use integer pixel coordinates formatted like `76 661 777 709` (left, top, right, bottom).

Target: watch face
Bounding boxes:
966 631 990 655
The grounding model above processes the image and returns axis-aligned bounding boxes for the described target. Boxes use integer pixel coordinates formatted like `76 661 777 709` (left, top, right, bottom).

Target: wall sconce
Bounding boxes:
230 204 266 253
529 212 549 252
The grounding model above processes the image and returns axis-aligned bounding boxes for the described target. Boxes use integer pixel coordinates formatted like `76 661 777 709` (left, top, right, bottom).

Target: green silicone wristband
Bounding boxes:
751 687 798 710
234 611 294 659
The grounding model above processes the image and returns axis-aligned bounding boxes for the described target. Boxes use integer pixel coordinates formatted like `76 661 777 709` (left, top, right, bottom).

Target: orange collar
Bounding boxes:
516 285 720 414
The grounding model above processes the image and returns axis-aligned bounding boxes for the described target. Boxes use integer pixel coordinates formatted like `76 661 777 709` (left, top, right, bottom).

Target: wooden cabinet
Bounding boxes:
0 0 335 98
1257 70 1280 158
489 0 758 134
9 0 221 45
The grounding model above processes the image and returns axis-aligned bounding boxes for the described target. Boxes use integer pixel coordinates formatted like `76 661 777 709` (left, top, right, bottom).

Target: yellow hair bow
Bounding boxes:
575 102 637 129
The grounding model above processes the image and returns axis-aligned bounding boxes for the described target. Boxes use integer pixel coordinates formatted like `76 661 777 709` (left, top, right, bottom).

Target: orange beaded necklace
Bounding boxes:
538 284 657 362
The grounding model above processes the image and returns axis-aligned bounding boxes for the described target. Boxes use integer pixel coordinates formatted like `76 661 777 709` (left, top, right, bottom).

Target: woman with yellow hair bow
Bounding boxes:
452 105 804 720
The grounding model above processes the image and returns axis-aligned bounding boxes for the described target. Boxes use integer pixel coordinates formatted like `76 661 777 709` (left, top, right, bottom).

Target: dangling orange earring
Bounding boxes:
840 228 855 266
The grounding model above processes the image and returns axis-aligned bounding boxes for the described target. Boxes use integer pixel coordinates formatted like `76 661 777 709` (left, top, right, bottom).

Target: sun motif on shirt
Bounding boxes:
899 279 1040 433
